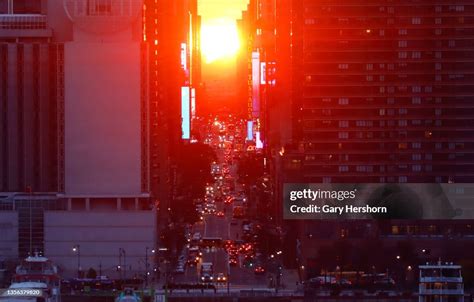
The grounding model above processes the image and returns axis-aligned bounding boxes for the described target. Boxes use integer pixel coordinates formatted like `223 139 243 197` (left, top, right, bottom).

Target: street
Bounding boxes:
170 117 269 290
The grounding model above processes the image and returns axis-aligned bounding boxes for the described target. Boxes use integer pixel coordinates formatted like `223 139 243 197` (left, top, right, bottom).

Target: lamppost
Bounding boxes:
72 245 81 278
145 247 155 288
119 248 126 280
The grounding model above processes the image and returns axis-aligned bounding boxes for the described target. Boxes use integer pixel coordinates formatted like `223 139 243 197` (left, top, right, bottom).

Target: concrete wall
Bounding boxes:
44 210 156 278
64 24 142 195
0 212 18 260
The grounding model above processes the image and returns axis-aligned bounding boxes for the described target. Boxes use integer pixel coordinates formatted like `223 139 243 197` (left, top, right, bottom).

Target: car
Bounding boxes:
216 273 227 283
307 276 337 285
201 273 213 283
254 266 265 275
192 232 202 242
337 278 352 286
230 219 238 225
216 211 225 217
187 255 199 266
374 277 396 286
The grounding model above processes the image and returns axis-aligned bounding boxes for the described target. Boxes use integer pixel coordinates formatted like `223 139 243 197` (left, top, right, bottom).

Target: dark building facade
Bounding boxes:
0 0 161 270
143 0 201 216
290 1 474 184
0 1 60 193
239 0 474 278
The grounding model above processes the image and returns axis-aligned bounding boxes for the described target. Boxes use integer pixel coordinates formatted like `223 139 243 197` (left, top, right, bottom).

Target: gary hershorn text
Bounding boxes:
289 204 387 215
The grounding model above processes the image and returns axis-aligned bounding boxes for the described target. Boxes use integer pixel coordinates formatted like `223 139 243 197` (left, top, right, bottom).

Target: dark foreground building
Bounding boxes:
0 0 200 277
239 0 474 280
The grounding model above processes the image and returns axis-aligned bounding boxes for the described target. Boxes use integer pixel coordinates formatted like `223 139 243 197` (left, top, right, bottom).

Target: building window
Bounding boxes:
398 143 407 149
338 98 349 105
338 63 349 70
392 226 400 235
338 132 349 139
322 177 331 183
339 165 349 172
398 52 408 59
339 121 349 128
11 0 42 14
412 17 422 24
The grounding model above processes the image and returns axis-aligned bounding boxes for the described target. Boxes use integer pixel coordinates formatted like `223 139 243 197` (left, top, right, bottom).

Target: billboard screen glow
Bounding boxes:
181 86 190 139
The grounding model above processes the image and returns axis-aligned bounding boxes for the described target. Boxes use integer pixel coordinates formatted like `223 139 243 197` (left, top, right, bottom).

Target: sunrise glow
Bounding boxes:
201 19 240 63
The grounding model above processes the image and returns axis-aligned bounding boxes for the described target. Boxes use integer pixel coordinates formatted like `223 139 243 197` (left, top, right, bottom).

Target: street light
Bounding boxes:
72 245 81 278
119 248 126 280
145 247 155 288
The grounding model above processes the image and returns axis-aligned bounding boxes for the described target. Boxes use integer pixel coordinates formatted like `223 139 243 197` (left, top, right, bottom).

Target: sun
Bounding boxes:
201 19 240 64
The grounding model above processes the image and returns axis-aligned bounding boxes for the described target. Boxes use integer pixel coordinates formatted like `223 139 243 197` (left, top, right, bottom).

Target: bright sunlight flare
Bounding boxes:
201 19 240 63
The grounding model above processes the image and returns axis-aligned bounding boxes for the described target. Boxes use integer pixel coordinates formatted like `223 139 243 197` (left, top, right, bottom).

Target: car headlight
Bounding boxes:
210 277 213 280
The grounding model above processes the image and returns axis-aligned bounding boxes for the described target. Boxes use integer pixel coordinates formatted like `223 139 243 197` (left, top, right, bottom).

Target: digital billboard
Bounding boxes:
181 86 190 139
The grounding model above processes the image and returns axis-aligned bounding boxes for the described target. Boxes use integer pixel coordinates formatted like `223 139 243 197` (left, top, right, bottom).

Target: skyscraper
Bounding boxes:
287 1 474 184
240 0 474 274
143 0 201 213
0 1 59 193
0 0 156 276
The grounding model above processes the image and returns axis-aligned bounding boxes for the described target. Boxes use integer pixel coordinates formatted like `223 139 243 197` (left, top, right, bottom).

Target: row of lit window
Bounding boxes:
337 165 434 173
304 153 453 161
335 96 444 105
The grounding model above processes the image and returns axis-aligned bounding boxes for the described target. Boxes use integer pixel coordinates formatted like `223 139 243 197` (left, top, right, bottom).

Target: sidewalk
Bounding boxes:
280 269 299 290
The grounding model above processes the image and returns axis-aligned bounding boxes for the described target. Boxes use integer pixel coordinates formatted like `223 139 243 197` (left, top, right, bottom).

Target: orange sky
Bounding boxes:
198 0 249 115
198 0 249 64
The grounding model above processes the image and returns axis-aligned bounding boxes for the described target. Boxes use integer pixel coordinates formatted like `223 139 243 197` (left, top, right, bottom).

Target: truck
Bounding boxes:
200 262 214 283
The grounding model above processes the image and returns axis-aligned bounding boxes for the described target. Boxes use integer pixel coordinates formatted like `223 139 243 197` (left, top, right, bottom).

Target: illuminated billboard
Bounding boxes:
181 86 190 139
251 51 260 118
247 121 253 141
256 131 263 149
